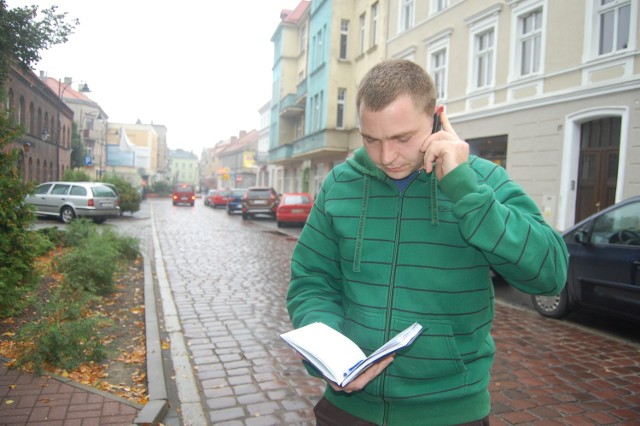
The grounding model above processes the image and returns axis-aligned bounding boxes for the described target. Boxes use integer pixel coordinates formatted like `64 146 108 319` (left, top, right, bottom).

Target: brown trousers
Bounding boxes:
314 397 490 426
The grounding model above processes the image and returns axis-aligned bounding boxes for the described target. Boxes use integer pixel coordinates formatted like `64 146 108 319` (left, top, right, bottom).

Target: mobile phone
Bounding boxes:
432 112 441 133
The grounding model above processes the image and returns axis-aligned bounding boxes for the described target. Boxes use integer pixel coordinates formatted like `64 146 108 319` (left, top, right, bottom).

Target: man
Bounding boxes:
287 59 568 425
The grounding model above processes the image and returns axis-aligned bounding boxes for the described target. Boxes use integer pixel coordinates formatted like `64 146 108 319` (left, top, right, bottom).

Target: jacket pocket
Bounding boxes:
382 319 469 401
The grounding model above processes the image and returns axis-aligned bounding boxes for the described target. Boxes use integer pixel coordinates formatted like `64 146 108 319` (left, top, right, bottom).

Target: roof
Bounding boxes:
280 1 309 24
44 77 94 103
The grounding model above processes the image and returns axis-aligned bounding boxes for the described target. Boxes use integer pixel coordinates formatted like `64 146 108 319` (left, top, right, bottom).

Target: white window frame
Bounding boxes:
370 2 379 47
430 0 448 15
337 88 346 129
509 1 546 81
339 19 349 60
466 7 500 93
359 13 366 55
430 49 448 101
584 0 636 61
398 0 415 33
426 30 452 101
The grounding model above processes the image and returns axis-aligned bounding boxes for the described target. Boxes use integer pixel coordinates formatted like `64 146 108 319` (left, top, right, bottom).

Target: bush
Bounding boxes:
0 115 39 317
101 174 141 215
150 180 172 195
62 169 92 182
58 219 140 294
15 288 107 374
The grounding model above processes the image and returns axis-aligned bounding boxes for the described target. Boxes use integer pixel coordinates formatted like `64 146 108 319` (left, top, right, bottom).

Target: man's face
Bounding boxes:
359 94 434 180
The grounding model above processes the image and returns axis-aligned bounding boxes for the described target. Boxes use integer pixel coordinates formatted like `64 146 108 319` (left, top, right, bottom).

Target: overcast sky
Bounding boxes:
8 0 302 156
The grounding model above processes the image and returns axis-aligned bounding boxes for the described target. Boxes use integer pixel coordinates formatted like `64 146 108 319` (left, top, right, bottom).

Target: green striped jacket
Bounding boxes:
287 146 568 425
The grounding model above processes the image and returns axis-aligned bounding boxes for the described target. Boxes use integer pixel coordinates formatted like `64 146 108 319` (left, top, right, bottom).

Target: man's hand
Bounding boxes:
420 109 469 180
328 355 395 393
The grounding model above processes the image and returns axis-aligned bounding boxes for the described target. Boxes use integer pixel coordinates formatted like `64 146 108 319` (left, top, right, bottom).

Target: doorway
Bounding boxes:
575 117 621 222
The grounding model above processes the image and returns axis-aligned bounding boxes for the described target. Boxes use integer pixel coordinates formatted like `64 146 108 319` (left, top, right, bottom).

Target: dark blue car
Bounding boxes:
226 188 248 215
531 196 640 322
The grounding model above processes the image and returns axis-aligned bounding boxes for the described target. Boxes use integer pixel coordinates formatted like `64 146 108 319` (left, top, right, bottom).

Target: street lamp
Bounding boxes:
56 79 90 180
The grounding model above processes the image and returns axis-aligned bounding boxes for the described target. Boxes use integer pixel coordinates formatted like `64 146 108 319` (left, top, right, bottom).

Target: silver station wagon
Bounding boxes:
25 181 120 224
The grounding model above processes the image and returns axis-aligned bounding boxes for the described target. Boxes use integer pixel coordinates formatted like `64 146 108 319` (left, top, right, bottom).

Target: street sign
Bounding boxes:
84 156 92 165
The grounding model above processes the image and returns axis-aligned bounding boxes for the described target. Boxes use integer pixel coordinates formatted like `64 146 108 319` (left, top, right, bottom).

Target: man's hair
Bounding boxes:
356 59 436 114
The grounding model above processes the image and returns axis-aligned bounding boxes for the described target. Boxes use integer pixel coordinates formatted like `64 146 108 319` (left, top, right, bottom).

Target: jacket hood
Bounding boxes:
345 147 440 272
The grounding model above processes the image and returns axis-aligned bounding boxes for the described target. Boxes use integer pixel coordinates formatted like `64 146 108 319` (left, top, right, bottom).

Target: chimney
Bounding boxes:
239 130 247 138
64 77 73 85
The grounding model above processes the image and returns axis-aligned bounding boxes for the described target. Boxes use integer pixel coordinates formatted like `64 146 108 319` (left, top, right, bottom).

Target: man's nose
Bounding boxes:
380 142 396 165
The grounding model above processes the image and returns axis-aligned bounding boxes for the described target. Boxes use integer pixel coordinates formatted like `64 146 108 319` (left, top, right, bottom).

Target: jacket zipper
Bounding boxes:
380 171 421 425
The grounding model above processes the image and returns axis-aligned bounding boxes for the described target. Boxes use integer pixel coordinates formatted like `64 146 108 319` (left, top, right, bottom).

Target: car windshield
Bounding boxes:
232 189 247 196
283 195 311 205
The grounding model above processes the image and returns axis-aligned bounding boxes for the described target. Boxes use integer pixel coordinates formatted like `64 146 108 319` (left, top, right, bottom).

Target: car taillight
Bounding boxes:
191 195 195 200
88 199 94 207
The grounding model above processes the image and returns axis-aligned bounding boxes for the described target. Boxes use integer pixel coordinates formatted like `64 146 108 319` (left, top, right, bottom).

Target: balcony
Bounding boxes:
291 129 349 158
269 143 293 162
82 128 102 140
279 94 304 118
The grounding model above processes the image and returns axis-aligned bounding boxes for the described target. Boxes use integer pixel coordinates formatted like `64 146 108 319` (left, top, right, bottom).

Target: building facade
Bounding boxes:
269 0 388 197
385 0 639 230
4 65 74 183
267 0 639 231
168 148 200 188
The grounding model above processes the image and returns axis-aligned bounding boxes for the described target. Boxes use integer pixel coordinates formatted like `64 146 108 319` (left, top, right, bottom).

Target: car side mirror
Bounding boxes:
574 230 589 244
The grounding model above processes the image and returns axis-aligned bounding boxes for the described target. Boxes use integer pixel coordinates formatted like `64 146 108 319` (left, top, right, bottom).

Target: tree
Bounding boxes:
0 1 78 81
70 121 86 169
0 1 78 315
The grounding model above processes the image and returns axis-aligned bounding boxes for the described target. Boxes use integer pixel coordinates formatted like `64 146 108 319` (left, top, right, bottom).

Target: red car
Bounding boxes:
276 192 313 227
172 183 196 207
210 189 230 208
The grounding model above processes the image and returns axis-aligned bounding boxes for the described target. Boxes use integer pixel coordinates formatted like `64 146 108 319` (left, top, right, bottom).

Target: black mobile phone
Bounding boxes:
432 113 442 133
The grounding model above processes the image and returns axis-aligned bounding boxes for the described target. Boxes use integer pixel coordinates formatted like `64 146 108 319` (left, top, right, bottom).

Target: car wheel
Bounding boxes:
60 206 75 224
277 221 283 228
93 218 106 224
531 287 569 318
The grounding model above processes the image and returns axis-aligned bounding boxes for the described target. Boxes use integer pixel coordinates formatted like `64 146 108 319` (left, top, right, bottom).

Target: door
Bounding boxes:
575 117 620 222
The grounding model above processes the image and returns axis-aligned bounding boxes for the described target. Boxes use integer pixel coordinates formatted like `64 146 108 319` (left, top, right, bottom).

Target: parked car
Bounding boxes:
204 189 215 207
172 183 195 206
25 181 120 224
531 196 640 322
227 188 248 214
276 192 313 227
242 186 279 220
210 189 230 208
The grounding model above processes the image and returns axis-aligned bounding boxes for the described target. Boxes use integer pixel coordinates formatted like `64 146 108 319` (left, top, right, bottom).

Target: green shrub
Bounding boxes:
101 174 141 215
15 289 107 374
62 169 91 182
60 234 119 295
101 227 140 261
62 218 99 247
0 116 39 317
150 180 171 195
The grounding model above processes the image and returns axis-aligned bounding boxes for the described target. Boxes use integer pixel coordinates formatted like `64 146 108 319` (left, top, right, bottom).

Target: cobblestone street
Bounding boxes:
3 198 638 425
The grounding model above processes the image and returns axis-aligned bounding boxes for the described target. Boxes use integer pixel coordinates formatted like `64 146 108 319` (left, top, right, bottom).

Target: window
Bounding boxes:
474 29 495 89
340 20 349 60
359 13 366 54
315 28 324 69
399 0 415 32
597 0 630 55
431 0 448 14
300 24 307 53
518 9 543 76
430 49 447 100
337 88 346 129
370 2 379 47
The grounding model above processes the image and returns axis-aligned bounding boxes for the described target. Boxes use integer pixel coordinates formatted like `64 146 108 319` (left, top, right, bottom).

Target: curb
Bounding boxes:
133 252 169 425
